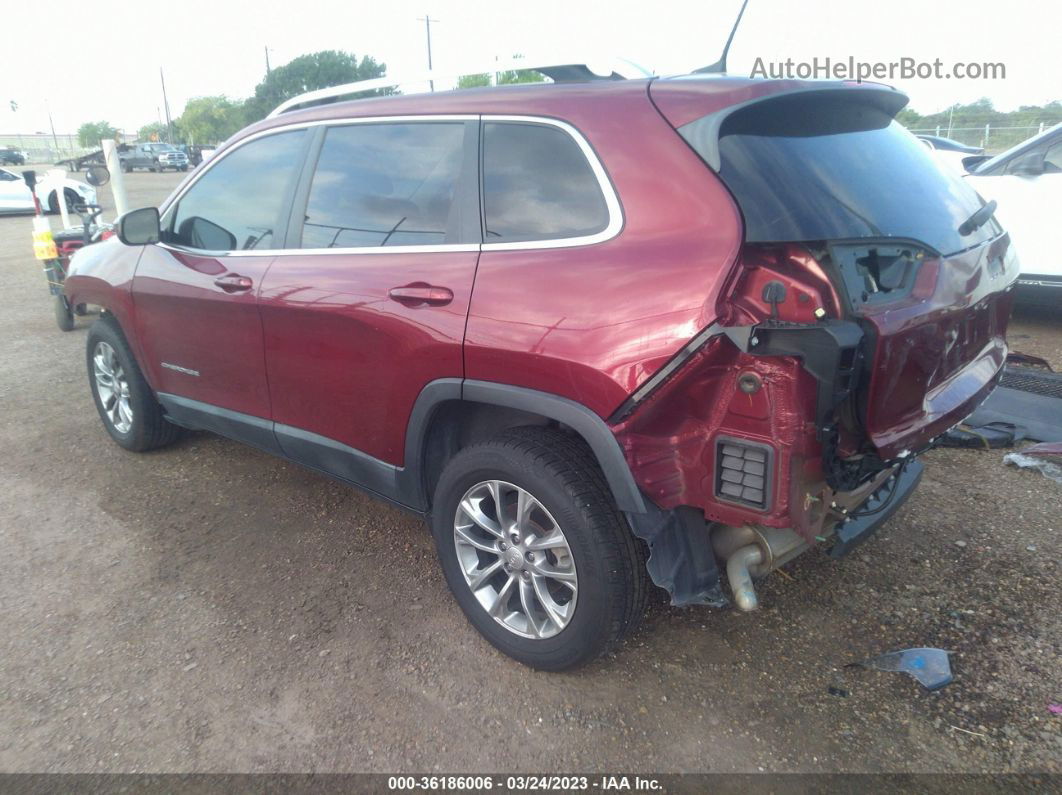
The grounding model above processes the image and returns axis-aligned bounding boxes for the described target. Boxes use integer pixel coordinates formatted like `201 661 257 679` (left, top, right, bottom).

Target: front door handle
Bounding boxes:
388 283 454 307
214 274 253 293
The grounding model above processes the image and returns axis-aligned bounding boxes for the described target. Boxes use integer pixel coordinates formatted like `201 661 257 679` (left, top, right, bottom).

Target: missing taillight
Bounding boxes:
722 244 843 325
828 241 934 310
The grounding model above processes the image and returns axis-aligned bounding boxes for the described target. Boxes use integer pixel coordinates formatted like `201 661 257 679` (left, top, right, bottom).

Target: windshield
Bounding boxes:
971 122 1062 175
685 94 998 256
146 144 176 152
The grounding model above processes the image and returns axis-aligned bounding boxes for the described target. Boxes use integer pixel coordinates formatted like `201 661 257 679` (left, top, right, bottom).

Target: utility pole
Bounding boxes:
45 100 61 159
265 45 272 76
417 14 439 91
160 67 174 144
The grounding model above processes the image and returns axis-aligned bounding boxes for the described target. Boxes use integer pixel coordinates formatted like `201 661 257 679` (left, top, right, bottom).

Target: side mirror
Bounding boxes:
117 207 160 246
85 165 110 187
1010 151 1046 176
961 154 991 173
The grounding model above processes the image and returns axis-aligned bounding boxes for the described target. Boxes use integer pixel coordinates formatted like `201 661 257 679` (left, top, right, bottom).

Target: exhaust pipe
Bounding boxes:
712 524 809 611
726 544 763 611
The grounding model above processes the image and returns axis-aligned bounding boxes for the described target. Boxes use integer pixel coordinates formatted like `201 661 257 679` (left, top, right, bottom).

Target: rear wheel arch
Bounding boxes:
401 380 647 516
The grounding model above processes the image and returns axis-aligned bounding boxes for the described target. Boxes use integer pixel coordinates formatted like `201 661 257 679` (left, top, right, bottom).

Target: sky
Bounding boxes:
1 0 1058 136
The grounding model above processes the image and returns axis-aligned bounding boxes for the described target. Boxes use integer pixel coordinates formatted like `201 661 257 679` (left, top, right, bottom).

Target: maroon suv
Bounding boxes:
65 74 1017 669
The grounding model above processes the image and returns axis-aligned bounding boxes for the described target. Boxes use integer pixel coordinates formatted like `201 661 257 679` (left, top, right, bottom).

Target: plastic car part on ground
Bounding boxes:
1004 443 1062 484
967 365 1062 443
851 647 954 691
941 421 1024 449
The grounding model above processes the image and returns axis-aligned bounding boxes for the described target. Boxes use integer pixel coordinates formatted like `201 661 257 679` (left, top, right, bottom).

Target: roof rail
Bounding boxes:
267 57 653 118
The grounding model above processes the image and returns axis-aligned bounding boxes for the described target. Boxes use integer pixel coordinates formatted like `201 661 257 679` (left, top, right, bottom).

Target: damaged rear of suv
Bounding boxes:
616 79 1017 615
69 72 1017 671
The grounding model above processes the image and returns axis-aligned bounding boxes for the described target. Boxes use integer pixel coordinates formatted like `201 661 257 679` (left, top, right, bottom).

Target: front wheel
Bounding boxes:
86 317 182 452
430 427 649 670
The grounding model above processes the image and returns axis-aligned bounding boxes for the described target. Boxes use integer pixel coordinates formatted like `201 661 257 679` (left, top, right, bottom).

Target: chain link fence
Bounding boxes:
0 133 94 165
905 124 1052 154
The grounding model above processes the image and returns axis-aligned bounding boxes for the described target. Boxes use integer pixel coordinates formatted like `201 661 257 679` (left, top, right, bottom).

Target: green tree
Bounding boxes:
77 121 117 148
137 121 169 142
457 56 546 88
243 50 389 122
177 96 245 145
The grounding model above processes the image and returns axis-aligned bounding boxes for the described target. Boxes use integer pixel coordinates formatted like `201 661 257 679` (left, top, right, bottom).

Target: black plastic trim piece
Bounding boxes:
283 125 327 248
461 380 647 514
397 378 464 510
828 459 924 558
625 503 728 607
157 392 423 514
158 379 647 518
608 323 723 424
274 423 400 499
157 393 282 455
723 320 865 436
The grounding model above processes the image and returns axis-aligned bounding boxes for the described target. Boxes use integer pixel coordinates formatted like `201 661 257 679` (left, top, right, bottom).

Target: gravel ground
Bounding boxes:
0 170 1059 774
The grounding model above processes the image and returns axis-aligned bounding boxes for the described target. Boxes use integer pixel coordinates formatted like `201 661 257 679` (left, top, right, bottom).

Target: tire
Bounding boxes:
46 189 80 214
180 166 188 172
430 426 649 670
55 294 75 332
85 315 182 452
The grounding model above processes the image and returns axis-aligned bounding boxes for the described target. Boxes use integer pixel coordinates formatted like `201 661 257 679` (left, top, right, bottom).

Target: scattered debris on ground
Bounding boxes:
850 648 955 691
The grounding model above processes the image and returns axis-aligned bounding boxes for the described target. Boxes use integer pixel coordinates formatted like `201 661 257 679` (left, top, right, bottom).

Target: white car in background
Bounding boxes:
918 134 984 175
0 167 98 215
963 123 1062 305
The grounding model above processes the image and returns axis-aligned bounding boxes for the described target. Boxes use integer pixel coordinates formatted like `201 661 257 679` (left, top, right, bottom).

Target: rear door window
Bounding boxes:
299 122 467 249
685 94 998 256
481 121 609 243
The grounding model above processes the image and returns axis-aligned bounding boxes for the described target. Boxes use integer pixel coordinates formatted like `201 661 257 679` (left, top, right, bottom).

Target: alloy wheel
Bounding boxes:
92 341 133 434
453 480 578 639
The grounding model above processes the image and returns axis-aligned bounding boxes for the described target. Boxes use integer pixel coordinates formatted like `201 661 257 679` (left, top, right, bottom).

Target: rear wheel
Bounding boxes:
46 189 81 214
55 295 74 331
430 427 648 670
86 317 182 452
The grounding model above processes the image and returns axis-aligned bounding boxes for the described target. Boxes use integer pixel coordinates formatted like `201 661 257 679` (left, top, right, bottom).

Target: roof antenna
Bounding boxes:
692 0 750 74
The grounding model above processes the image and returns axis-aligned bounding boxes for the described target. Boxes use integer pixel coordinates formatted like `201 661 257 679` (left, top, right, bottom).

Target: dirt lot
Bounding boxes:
0 170 1059 774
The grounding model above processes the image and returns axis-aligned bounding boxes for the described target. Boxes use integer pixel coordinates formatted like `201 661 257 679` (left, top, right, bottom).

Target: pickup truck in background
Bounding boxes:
0 148 27 165
119 143 189 173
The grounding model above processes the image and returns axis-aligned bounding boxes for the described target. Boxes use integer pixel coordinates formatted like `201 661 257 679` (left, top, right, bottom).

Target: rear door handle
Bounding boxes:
388 283 454 307
214 274 253 293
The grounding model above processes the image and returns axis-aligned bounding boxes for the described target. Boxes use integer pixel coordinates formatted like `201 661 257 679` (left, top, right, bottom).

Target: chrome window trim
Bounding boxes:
157 113 622 259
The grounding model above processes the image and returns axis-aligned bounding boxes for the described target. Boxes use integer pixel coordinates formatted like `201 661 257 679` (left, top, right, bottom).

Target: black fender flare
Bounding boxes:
399 379 647 515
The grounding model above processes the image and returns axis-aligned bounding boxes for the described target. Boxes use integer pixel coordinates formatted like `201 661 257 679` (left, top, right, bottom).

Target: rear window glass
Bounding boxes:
482 122 609 243
684 95 998 256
